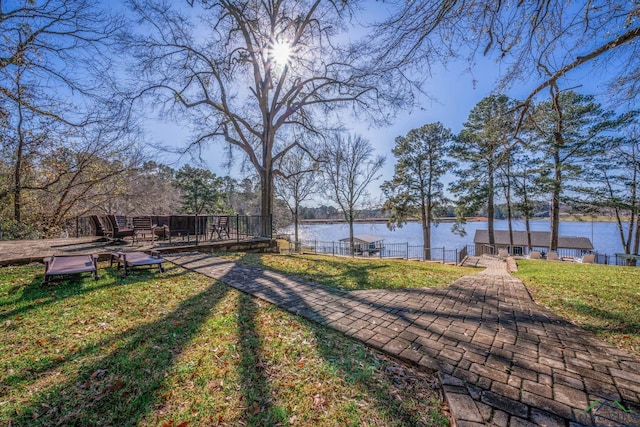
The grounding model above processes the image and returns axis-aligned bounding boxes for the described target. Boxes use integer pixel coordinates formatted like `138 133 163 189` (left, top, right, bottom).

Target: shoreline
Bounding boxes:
298 216 617 225
299 217 483 225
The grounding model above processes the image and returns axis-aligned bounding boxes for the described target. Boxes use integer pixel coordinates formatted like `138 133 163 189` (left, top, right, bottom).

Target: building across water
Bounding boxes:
339 234 385 256
473 230 593 257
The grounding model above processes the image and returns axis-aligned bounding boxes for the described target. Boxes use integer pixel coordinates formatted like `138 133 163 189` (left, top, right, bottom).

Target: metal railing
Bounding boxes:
285 241 640 268
465 244 640 267
67 214 272 242
295 239 466 264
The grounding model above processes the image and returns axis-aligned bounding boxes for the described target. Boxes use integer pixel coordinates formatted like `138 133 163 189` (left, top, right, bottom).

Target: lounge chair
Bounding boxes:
529 251 541 260
90 215 107 237
210 215 230 240
132 216 156 242
105 215 135 242
110 251 165 276
43 254 99 285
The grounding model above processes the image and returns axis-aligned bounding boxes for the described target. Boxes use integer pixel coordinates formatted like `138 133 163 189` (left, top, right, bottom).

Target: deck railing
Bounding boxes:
67 214 272 242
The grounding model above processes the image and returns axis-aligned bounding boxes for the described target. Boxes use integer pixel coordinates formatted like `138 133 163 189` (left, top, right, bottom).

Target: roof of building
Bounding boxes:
339 234 384 244
473 230 593 250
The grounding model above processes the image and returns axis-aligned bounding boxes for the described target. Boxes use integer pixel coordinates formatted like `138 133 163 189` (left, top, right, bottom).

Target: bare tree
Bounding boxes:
274 147 319 247
125 0 399 234
590 126 640 263
26 122 143 236
372 1 640 110
0 0 124 229
320 133 384 255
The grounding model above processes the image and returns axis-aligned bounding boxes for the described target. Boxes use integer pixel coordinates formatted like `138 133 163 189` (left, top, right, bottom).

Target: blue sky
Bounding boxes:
138 2 626 204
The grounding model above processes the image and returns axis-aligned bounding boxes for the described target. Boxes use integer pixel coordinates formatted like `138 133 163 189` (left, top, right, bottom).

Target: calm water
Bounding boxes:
282 220 627 255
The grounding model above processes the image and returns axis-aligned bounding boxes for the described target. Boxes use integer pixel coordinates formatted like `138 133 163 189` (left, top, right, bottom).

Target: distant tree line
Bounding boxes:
0 158 289 238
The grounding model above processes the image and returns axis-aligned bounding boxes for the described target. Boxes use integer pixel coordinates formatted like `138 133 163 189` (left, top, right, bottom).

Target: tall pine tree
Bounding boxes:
382 122 453 259
450 95 516 249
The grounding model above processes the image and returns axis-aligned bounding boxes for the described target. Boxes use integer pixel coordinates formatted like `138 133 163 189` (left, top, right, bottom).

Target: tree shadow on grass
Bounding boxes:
236 293 286 426
563 300 640 336
0 263 187 322
3 274 229 426
193 253 640 425
223 254 446 426
232 252 389 291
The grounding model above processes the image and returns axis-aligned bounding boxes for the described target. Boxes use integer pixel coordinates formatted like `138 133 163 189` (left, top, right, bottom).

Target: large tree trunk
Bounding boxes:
634 219 640 265
349 209 355 257
628 166 638 265
487 164 495 253
522 178 533 252
422 199 431 260
293 206 299 248
549 88 564 253
260 167 273 238
13 95 25 223
550 143 561 252
525 215 532 253
505 169 514 253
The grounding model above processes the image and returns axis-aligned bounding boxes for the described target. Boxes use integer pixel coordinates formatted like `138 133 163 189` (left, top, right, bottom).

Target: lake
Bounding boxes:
282 219 627 256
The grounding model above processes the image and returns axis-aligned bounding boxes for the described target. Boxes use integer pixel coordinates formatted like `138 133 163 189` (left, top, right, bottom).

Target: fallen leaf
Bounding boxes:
250 401 260 415
176 422 189 427
312 394 326 408
105 379 125 393
91 369 107 379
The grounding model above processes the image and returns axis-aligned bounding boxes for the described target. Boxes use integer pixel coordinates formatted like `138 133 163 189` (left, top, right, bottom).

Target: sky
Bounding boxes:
138 2 624 206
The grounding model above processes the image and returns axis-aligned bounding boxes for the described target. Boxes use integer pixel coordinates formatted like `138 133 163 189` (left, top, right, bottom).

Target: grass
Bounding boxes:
0 261 449 426
514 260 640 358
218 253 478 291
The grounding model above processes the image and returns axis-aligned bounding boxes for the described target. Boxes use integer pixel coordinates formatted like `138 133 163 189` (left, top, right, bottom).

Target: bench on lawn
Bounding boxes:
43 254 99 285
110 251 165 276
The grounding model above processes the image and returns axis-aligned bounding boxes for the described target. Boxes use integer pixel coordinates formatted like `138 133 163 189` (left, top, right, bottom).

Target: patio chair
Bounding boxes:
106 215 135 242
110 251 165 276
498 249 509 259
547 251 560 261
43 254 99 285
168 215 191 243
529 251 541 260
90 215 106 237
577 253 595 264
132 216 155 242
152 216 170 240
210 216 230 240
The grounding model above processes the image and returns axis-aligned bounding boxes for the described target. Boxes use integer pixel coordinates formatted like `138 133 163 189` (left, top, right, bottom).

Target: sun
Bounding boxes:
270 40 292 66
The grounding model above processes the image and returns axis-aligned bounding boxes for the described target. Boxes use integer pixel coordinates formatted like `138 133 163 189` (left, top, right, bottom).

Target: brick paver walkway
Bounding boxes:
166 253 640 426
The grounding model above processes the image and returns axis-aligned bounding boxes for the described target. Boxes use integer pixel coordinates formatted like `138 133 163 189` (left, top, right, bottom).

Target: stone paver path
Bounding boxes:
166 253 640 426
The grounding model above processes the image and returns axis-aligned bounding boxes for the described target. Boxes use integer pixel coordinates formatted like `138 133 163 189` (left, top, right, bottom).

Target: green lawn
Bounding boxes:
0 261 448 427
514 260 640 358
219 253 478 290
